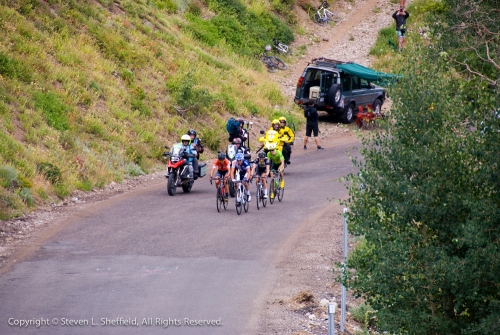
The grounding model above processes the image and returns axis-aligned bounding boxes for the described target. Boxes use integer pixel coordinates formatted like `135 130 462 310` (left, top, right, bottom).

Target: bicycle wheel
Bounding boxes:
217 188 222 212
269 178 275 204
262 56 277 73
222 186 228 210
235 187 242 215
270 56 287 70
278 177 284 202
314 13 328 26
262 186 267 207
326 11 340 22
256 186 261 210
243 194 249 212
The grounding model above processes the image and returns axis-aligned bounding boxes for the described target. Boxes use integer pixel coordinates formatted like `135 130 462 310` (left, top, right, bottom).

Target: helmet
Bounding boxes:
278 116 287 124
235 153 244 161
271 119 280 125
258 151 266 159
267 142 277 151
265 45 271 52
218 152 226 160
181 134 191 142
187 129 197 137
233 138 242 144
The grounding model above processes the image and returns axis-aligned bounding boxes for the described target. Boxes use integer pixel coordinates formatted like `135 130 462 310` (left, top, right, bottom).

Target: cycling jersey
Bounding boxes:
252 157 270 168
232 159 251 172
267 150 284 165
213 159 230 171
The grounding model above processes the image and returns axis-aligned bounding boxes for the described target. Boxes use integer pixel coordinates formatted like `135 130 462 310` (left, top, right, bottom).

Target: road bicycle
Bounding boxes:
210 176 228 212
268 168 284 204
252 176 267 210
233 179 249 215
257 53 287 72
273 38 292 55
313 1 340 26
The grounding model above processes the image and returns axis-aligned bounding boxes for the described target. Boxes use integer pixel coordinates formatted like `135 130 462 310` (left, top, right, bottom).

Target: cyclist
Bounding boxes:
210 152 231 202
250 151 270 198
278 116 294 165
266 143 285 199
180 134 196 180
230 152 252 201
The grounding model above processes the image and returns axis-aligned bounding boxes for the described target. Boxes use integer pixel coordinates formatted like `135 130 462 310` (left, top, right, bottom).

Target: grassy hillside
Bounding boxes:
0 0 301 219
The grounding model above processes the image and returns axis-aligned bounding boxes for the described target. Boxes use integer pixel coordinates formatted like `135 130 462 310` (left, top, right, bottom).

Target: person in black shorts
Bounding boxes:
303 100 323 150
250 151 270 198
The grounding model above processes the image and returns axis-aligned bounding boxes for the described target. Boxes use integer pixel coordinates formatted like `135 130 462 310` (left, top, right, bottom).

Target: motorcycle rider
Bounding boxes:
250 151 270 198
180 134 196 180
230 152 252 201
268 119 290 164
210 152 231 201
228 118 249 144
278 116 294 165
187 129 203 179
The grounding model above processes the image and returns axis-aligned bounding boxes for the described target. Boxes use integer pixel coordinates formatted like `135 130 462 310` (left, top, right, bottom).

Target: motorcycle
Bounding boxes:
257 129 290 167
163 143 206 196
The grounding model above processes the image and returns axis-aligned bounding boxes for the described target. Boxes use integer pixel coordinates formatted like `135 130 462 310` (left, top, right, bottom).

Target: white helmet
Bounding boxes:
265 45 271 52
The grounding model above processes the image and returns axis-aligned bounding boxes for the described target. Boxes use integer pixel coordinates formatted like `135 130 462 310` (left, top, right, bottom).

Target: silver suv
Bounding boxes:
294 58 386 123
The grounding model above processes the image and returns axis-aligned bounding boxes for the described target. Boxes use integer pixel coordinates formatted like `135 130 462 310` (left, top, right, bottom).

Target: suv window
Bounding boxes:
360 78 371 89
342 76 351 92
352 76 361 90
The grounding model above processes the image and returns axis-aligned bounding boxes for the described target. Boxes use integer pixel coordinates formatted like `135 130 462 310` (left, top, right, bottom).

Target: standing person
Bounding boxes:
393 7 409 51
303 101 323 150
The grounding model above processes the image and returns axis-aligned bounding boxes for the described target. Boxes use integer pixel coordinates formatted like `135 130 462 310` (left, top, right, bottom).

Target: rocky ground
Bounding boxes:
0 0 399 333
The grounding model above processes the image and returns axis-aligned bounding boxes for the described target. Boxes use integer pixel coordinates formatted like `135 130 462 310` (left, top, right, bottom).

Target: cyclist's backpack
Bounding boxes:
226 117 240 136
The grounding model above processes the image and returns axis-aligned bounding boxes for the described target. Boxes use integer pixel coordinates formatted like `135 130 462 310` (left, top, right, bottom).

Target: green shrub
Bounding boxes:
0 165 18 189
187 2 201 16
369 27 398 57
124 163 145 177
17 187 35 206
0 52 32 82
33 91 71 131
36 162 62 184
76 179 93 191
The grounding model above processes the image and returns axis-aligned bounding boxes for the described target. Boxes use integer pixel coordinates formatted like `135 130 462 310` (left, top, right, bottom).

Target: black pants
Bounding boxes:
283 143 292 162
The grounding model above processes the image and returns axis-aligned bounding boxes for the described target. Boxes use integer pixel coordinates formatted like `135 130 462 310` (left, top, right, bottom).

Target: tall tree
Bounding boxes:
341 49 500 334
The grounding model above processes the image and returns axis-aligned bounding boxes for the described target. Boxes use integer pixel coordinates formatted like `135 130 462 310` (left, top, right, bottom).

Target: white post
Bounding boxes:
341 207 348 332
328 303 336 335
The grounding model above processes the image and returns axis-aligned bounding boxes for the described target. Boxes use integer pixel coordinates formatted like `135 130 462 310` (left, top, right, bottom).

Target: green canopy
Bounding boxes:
336 63 400 84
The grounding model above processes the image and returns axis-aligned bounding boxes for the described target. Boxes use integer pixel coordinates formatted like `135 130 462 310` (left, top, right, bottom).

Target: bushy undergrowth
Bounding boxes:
0 0 296 219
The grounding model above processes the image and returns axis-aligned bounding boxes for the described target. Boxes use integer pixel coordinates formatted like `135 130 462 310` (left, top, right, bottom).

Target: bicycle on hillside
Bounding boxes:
252 176 268 209
273 38 292 55
269 167 284 204
233 179 249 215
313 1 340 26
210 176 228 212
257 46 287 72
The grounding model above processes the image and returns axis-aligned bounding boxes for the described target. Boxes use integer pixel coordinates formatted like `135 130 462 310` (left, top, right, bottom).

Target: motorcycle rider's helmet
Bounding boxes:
235 153 244 161
187 129 197 137
258 151 266 159
265 45 271 52
267 142 277 151
278 116 287 124
271 119 280 125
232 138 242 145
218 152 226 160
181 134 191 144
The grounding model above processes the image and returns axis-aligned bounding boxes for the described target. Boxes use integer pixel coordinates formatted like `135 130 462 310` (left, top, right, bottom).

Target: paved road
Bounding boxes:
0 141 357 335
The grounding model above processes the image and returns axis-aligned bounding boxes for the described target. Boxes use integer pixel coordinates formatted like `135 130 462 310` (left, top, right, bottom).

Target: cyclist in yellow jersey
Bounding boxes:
278 116 294 164
266 143 285 198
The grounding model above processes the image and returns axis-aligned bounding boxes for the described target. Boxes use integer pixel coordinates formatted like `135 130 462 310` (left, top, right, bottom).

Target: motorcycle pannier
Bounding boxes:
198 163 207 177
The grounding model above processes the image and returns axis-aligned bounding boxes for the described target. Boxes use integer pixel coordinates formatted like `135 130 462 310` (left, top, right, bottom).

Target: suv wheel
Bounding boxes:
373 99 382 113
328 84 342 107
342 104 355 123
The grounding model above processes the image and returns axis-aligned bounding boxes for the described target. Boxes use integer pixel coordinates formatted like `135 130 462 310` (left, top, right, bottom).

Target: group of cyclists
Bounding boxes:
209 116 294 202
